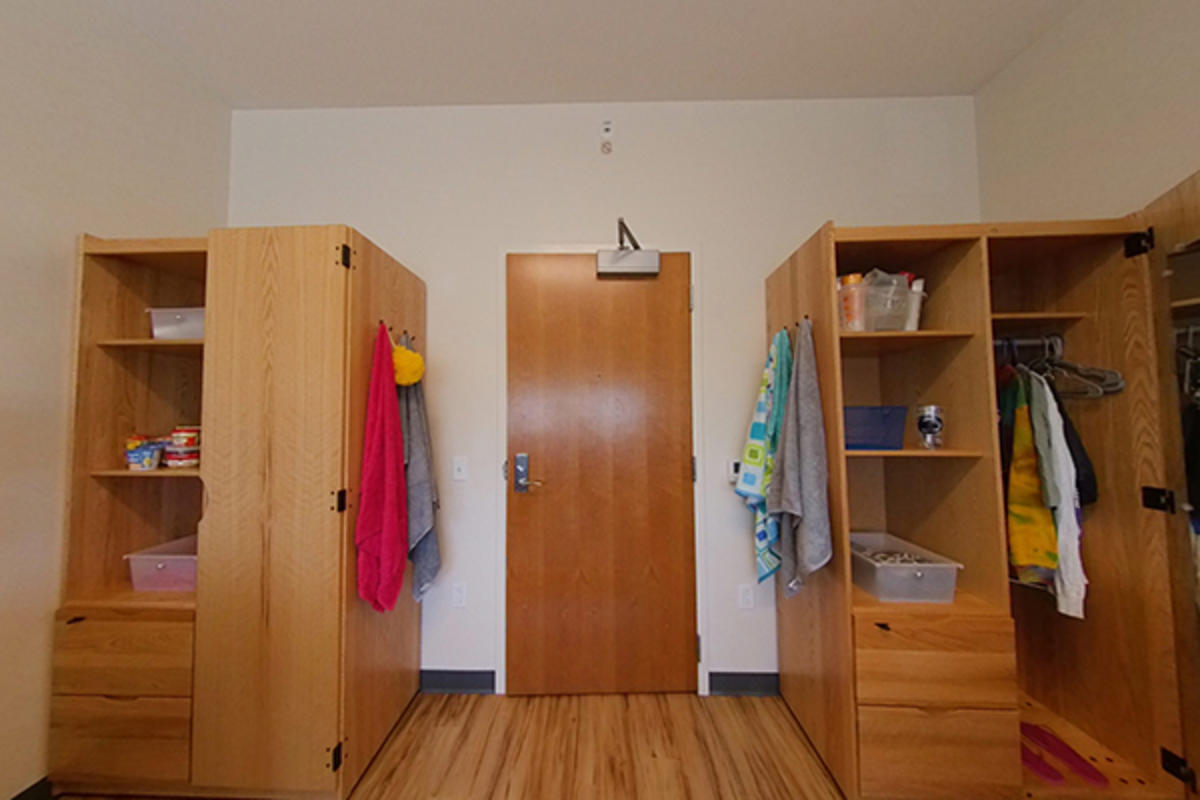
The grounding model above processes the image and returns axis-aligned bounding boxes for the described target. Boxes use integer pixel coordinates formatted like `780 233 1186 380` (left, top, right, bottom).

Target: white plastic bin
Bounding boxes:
125 534 197 592
148 307 204 339
850 532 962 603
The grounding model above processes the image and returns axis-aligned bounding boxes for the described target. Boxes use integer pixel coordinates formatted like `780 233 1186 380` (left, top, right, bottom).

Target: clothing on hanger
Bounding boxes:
736 328 793 581
399 371 440 602
1047 381 1098 506
766 319 831 595
1003 370 1058 589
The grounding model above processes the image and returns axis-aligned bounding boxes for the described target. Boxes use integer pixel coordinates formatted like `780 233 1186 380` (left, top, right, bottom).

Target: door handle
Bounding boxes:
513 452 544 493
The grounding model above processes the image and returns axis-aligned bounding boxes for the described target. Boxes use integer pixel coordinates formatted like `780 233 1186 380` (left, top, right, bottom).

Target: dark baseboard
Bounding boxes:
420 669 496 694
708 671 780 696
12 779 50 800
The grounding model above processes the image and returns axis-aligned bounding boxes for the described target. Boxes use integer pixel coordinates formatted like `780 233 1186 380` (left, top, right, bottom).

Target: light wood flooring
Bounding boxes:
349 692 843 800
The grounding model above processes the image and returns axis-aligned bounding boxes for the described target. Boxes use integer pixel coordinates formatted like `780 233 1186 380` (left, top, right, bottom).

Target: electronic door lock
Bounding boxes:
512 452 544 493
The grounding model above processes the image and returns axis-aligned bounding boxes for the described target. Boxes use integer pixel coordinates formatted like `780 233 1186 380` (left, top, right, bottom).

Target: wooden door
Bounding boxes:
193 227 347 791
506 252 697 694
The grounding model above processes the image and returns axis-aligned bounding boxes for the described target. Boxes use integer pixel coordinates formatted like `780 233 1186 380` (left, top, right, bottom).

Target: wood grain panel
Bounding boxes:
768 222 859 797
857 705 1020 799
49 695 191 783
1141 169 1200 795
854 614 1016 708
52 618 193 697
989 233 1186 788
505 253 696 694
193 226 347 792
351 693 842 800
337 228 424 797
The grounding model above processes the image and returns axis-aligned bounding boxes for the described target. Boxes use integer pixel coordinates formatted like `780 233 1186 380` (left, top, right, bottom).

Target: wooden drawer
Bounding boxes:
49 694 191 783
858 705 1020 799
52 617 194 696
854 614 1016 708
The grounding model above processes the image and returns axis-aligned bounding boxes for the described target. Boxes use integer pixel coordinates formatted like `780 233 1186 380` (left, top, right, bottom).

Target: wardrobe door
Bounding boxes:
193 226 349 791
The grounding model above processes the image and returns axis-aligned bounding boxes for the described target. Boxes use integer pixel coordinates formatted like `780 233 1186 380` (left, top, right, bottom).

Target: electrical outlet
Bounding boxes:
738 583 755 609
452 456 468 481
451 581 467 607
727 460 742 484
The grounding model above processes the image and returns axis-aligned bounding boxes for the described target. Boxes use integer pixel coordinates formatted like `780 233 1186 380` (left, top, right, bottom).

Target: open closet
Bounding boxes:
767 195 1200 797
49 226 425 798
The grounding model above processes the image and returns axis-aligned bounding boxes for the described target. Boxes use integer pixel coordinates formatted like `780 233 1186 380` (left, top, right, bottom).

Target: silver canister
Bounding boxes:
916 405 944 449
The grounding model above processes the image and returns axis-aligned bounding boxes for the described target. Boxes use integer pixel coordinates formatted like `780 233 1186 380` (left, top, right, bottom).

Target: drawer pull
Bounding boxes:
874 622 891 632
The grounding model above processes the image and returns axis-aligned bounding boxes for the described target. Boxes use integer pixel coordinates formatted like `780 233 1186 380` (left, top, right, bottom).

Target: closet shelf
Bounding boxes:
845 449 983 459
852 585 1003 617
839 330 973 355
59 588 196 619
991 311 1089 331
91 468 200 479
82 235 207 278
1170 296 1200 317
97 338 203 354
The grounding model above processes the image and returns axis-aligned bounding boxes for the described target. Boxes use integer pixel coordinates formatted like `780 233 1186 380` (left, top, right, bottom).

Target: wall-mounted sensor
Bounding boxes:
601 120 613 154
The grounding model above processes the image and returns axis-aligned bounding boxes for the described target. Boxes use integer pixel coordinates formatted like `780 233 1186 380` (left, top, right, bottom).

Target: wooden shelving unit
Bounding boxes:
1169 296 1200 317
97 338 203 354
839 330 972 355
90 468 201 479
845 448 983 459
851 585 1001 617
991 311 1089 332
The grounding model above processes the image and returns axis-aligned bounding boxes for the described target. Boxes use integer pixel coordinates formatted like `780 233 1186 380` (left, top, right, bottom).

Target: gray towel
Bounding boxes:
398 378 440 601
766 319 832 596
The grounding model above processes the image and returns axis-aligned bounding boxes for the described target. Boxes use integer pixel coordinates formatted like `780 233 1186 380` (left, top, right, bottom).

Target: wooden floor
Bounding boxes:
349 693 844 800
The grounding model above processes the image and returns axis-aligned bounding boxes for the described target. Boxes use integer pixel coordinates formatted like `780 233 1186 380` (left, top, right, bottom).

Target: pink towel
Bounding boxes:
355 324 408 611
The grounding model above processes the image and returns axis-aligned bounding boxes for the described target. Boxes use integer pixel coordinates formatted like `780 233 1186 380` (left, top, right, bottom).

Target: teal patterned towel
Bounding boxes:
735 328 793 581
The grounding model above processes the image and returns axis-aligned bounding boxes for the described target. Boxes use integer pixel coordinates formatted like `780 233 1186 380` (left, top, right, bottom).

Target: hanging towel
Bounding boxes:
355 324 409 612
766 318 831 596
735 328 792 581
1029 371 1088 618
399 374 440 601
1004 372 1058 589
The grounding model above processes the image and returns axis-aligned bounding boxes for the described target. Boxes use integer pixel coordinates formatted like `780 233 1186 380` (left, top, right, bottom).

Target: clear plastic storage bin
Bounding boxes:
125 534 197 592
148 307 205 339
844 406 907 450
850 532 962 603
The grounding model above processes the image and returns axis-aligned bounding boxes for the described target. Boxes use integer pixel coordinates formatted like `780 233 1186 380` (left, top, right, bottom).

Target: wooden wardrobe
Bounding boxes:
767 179 1200 798
49 225 425 798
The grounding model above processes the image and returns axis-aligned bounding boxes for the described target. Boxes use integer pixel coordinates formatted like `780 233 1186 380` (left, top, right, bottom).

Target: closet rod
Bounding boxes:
993 334 1064 350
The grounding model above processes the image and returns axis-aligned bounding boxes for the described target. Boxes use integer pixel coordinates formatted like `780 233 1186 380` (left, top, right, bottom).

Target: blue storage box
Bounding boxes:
844 406 907 450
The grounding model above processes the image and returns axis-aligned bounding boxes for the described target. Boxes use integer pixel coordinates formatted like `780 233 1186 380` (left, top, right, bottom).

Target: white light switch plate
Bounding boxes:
451 581 467 608
738 583 755 609
452 456 468 481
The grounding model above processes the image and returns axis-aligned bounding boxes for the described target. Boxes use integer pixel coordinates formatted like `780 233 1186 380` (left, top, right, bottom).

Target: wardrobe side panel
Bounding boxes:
1142 170 1200 791
193 227 347 792
771 223 859 798
337 229 424 797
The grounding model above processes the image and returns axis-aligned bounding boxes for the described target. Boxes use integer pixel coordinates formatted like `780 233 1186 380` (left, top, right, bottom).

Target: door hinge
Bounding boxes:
335 489 348 512
340 244 352 268
1162 747 1196 790
1125 227 1155 257
691 456 697 482
1141 486 1176 513
696 634 701 662
689 284 694 312
328 741 343 772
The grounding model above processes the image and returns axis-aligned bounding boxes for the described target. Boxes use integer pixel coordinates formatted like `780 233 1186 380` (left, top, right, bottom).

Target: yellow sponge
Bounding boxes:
393 345 425 385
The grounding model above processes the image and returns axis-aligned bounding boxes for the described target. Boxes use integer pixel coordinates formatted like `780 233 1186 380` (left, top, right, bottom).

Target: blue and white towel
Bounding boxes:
735 328 793 581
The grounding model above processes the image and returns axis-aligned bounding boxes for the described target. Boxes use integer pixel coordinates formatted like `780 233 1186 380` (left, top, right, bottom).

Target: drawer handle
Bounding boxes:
874 622 891 632
65 616 86 625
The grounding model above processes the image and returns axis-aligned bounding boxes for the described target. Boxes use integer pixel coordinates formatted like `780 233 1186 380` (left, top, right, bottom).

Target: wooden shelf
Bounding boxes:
839 330 973 355
852 585 1004 617
845 448 984 459
82 235 206 278
97 338 203 354
1169 296 1200 317
1020 693 1170 799
991 312 1089 331
59 588 196 620
91 468 200 479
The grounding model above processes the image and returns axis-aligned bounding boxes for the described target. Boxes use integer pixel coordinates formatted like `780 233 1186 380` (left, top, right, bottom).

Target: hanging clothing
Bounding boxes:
1047 381 1098 506
399 376 440 602
735 328 793 581
766 319 831 595
1029 371 1088 618
1003 371 1058 589
355 324 409 612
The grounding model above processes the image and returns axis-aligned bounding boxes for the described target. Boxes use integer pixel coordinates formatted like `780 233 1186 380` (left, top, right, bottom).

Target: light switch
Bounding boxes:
451 581 467 608
738 583 755 610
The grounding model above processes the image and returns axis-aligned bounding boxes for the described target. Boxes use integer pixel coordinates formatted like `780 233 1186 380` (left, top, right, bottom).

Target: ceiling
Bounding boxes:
105 0 1079 109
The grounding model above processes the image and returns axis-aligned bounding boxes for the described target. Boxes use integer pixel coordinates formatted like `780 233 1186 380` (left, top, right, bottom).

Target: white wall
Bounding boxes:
228 98 980 682
0 2 230 794
976 0 1200 220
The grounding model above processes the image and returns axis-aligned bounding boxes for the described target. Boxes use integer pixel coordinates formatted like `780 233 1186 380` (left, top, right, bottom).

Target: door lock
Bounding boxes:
513 452 543 493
